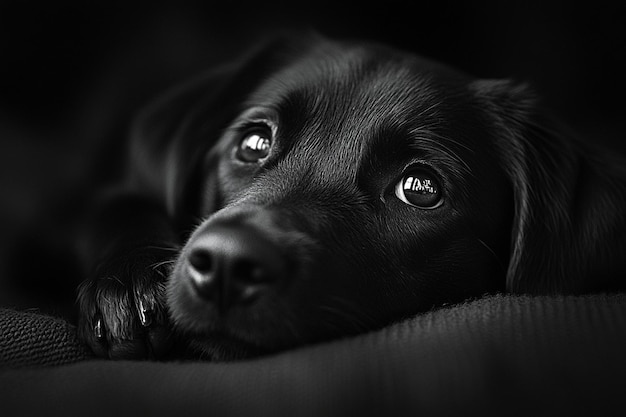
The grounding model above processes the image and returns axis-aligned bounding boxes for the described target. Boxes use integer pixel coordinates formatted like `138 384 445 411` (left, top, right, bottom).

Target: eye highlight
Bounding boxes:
236 126 273 163
394 168 443 209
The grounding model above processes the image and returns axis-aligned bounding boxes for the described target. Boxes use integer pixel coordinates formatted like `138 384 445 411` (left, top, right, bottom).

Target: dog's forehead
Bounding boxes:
247 40 474 135
249 42 456 117
241 41 478 182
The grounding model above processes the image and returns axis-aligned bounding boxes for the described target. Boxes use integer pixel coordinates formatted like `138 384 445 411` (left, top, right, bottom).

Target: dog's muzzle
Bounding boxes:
168 205 323 354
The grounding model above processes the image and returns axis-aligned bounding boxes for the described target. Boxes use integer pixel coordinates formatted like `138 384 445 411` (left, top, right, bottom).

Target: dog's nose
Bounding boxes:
185 224 286 311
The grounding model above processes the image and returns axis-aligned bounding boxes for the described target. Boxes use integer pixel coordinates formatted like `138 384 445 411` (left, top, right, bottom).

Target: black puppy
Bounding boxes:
77 33 626 360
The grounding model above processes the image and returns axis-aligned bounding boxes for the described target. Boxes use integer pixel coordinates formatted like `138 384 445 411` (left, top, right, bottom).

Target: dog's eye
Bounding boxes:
394 169 443 209
236 129 272 162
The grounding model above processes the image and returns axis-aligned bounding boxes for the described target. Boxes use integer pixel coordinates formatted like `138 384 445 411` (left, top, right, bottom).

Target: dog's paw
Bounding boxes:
77 248 175 359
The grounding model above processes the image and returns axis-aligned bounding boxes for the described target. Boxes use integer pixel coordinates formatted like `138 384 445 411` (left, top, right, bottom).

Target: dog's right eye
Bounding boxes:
236 129 272 163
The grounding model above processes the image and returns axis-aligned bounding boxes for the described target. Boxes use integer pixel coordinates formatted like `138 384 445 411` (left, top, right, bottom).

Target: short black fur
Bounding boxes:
76 33 626 360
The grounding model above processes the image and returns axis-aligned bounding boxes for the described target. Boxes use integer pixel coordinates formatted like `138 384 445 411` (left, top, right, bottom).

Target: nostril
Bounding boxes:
186 248 218 301
232 260 272 284
188 249 213 274
231 260 272 305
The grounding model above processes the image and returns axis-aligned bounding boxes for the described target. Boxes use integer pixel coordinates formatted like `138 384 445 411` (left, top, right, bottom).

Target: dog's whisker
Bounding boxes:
475 237 507 276
144 245 181 252
150 259 177 271
152 268 169 280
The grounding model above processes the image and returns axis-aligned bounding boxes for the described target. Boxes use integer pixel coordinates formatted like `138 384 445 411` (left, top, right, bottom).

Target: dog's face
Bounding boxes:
133 34 624 360
159 39 516 359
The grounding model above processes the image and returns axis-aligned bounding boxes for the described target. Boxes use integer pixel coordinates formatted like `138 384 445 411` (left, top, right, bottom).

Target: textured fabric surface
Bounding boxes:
1 293 625 416
0 308 93 369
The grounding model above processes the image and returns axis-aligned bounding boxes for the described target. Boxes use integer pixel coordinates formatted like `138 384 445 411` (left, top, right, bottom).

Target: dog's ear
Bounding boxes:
127 32 321 223
471 79 626 294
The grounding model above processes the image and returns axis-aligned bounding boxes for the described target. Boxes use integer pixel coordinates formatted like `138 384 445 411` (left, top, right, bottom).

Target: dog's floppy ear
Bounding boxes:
126 32 320 223
471 80 626 294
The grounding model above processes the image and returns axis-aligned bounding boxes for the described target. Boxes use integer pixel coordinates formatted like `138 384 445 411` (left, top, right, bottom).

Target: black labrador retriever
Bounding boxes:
77 32 626 360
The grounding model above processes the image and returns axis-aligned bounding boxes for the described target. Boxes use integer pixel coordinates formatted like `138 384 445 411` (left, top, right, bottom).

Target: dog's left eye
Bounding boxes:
394 169 443 209
236 129 272 162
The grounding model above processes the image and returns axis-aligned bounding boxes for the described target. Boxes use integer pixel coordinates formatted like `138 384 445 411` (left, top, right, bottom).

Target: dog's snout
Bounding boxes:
185 224 287 311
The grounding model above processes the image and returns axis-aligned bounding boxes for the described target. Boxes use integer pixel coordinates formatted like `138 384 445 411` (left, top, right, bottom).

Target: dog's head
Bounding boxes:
131 33 626 359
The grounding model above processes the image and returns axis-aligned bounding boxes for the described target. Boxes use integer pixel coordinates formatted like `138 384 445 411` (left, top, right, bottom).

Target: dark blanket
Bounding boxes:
0 307 92 368
1 294 625 417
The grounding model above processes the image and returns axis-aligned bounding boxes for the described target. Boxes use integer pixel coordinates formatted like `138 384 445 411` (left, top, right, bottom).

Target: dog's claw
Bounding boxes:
139 299 153 327
94 318 104 339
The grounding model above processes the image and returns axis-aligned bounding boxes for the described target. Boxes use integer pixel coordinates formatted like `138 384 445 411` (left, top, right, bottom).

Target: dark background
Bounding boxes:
0 0 624 316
